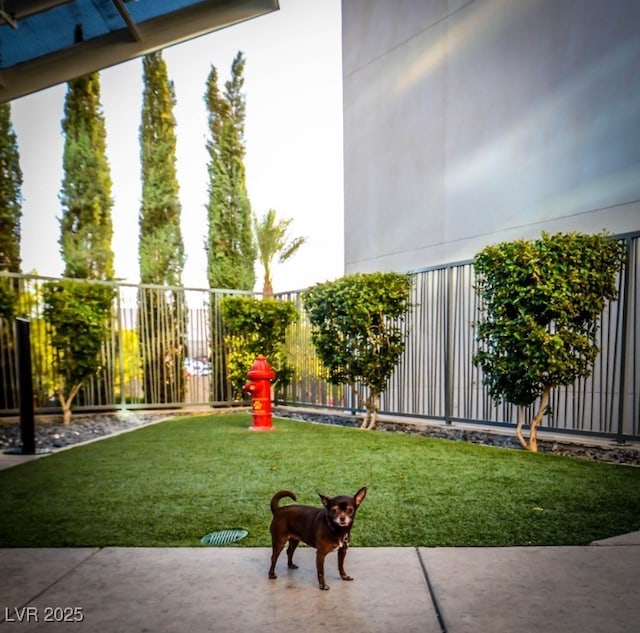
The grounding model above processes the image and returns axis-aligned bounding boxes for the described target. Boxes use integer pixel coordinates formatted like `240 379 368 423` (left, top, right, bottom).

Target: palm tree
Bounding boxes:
254 209 306 296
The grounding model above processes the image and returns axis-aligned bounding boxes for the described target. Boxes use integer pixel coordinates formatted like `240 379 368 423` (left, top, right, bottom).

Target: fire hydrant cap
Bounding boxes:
247 354 276 380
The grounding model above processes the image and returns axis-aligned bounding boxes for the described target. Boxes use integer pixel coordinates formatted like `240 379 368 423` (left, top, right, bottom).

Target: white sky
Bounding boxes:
12 0 344 294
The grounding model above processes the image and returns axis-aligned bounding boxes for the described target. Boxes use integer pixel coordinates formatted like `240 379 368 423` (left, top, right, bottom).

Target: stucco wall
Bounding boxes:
342 0 640 274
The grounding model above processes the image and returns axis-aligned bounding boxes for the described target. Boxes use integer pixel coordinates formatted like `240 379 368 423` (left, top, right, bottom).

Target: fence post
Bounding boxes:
615 237 632 444
444 266 453 424
116 287 126 411
15 317 36 455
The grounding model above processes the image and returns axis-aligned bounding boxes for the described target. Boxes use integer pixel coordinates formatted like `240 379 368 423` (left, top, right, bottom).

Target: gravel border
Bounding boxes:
2 407 639 466
274 407 640 466
0 411 178 453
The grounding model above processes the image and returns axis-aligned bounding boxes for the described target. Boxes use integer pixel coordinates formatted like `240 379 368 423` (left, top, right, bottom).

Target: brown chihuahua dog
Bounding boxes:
268 487 367 590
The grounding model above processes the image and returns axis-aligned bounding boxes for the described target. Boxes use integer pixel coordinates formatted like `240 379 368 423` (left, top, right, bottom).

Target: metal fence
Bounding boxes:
278 232 640 443
0 276 250 413
1 231 638 441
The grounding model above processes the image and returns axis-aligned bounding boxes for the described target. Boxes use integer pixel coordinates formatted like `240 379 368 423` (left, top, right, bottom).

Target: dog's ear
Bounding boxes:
318 493 330 507
354 487 367 507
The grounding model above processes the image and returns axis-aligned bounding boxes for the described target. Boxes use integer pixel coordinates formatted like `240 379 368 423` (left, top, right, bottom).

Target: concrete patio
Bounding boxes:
1 539 639 632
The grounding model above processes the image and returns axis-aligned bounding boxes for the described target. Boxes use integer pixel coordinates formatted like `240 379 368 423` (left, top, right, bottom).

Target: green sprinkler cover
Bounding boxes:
200 529 248 545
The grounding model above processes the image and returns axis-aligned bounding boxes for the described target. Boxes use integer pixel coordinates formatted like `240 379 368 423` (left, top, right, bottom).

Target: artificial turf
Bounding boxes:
0 413 638 547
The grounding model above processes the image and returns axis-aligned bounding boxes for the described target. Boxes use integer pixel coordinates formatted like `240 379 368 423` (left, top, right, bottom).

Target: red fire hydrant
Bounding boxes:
243 355 276 431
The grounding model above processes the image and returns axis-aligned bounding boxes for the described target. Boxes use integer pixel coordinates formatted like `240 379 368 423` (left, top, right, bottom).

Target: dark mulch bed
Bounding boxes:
274 407 640 466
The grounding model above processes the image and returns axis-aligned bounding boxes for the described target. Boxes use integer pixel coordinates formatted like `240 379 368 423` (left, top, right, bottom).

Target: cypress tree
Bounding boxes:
205 51 256 291
0 101 23 410
139 52 184 286
0 101 23 277
138 52 186 404
59 73 114 280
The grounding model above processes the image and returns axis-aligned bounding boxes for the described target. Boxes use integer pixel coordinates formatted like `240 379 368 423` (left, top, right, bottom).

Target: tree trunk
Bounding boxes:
529 384 551 453
346 381 368 429
515 385 551 452
362 392 380 430
58 383 82 425
515 405 528 450
61 402 72 425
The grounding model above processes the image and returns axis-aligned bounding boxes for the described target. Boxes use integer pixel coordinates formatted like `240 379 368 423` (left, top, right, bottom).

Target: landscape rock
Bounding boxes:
0 411 176 453
274 407 640 466
2 408 638 467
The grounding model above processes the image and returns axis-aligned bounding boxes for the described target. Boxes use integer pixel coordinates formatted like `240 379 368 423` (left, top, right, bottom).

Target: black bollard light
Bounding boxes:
15 317 36 455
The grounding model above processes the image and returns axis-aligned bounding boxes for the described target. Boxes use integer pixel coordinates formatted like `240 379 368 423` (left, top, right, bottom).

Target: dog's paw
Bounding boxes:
287 562 299 570
268 572 277 580
319 583 330 590
341 574 354 581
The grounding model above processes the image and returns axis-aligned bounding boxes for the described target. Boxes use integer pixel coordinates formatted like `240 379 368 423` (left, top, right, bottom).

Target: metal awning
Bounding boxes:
0 0 279 103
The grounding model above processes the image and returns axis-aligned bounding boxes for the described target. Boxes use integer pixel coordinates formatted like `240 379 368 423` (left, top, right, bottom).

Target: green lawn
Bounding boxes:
1 413 639 547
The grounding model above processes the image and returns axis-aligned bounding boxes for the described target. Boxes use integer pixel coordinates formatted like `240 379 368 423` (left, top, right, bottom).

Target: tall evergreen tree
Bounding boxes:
59 73 114 280
205 51 256 290
0 101 23 410
138 52 186 404
139 52 184 286
42 73 116 422
0 101 23 277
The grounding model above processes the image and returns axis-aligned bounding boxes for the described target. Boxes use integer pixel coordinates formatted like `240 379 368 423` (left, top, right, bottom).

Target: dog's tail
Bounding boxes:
270 490 296 514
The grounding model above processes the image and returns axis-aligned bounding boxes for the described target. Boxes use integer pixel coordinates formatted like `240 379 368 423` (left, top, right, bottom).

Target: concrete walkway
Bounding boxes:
1 541 639 632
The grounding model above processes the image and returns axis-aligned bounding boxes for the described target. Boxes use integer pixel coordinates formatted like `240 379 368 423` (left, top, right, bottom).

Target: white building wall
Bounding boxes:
342 0 640 274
